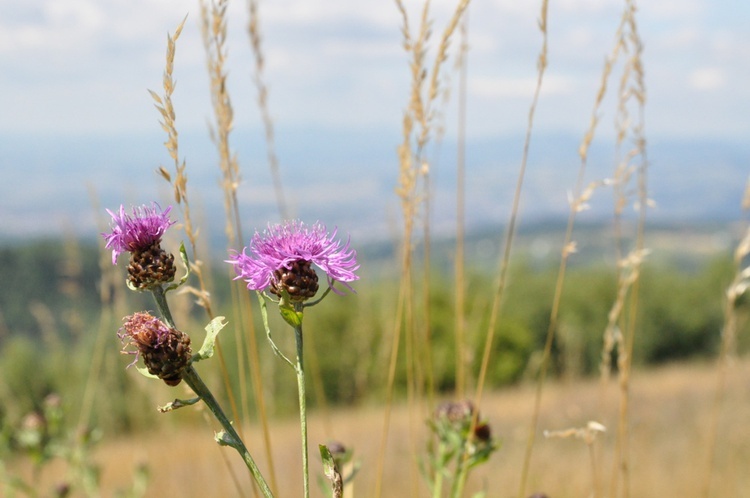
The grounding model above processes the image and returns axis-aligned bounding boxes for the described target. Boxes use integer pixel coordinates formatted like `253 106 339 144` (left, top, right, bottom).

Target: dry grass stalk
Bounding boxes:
148 15 252 495
199 0 239 245
605 3 649 497
701 182 750 496
477 0 553 494
441 0 552 495
544 421 607 498
199 1 279 493
247 0 289 219
375 1 471 496
454 11 469 399
517 2 651 497
150 15 215 317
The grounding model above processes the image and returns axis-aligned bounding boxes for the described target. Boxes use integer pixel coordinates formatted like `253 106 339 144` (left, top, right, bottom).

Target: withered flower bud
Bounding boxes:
119 312 191 386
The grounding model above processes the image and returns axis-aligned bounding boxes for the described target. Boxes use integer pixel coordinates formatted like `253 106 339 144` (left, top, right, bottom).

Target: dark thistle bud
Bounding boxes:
474 422 492 442
270 259 319 302
119 312 192 386
127 240 176 290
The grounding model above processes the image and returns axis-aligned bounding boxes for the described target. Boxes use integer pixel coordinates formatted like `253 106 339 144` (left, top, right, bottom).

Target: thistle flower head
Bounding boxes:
102 203 176 265
227 220 359 301
433 399 494 446
435 399 476 424
118 312 192 386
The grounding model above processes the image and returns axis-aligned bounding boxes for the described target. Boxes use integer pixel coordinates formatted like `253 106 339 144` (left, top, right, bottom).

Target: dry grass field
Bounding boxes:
9 359 749 497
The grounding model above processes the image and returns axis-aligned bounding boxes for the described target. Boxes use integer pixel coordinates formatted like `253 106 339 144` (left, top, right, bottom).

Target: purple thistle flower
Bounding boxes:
102 203 176 264
228 220 360 297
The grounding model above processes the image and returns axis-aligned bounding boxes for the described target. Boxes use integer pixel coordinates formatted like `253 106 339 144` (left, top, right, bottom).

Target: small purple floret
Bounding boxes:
227 220 360 294
102 203 176 264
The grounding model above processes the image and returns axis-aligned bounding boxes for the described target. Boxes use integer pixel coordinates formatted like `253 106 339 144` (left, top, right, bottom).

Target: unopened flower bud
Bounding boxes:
270 259 319 302
127 240 176 290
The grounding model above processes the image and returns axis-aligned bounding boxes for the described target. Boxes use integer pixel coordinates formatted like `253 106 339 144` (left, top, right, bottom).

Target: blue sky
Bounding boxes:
1 0 747 138
0 0 748 240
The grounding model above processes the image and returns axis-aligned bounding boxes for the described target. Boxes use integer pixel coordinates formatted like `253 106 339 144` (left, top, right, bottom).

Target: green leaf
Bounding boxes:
165 242 191 292
319 445 343 498
194 316 227 362
320 444 336 478
279 291 303 328
257 292 295 368
135 365 159 380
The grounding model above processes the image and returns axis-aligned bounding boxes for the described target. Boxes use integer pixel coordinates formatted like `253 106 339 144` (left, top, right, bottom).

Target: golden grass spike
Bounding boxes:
247 0 288 219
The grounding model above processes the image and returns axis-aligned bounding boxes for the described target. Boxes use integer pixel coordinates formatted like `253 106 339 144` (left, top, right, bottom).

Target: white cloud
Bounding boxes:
263 0 399 28
652 27 701 51
688 67 726 91
470 74 573 99
0 0 747 139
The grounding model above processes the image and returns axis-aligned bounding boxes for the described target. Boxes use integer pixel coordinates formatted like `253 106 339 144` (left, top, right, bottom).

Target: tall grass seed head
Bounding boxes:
227 220 360 302
118 312 192 386
102 203 177 289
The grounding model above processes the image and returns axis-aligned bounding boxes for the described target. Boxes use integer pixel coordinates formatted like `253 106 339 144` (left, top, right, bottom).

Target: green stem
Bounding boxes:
148 287 272 496
294 322 310 498
151 285 175 328
450 444 470 498
432 441 447 498
182 366 274 498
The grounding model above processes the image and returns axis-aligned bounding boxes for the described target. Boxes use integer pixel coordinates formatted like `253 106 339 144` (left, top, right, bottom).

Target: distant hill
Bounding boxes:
0 128 747 245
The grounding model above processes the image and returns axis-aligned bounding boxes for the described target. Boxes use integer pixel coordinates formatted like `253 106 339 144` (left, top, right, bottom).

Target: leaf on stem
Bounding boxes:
158 397 201 413
193 316 227 362
279 290 303 328
257 292 295 368
135 365 160 381
319 444 343 498
165 242 191 292
215 430 240 449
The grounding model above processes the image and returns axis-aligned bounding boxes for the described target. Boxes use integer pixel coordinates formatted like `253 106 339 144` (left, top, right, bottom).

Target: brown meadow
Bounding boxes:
8 359 749 497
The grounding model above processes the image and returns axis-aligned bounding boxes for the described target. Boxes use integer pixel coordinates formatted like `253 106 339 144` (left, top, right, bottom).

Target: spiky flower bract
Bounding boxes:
102 203 176 265
228 220 359 300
